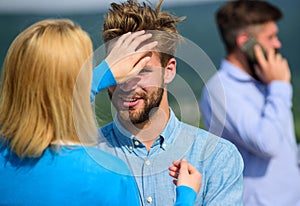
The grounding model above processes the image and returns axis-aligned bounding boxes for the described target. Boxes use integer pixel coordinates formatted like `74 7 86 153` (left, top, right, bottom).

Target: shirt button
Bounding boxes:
162 143 167 149
134 141 139 146
145 160 151 166
129 146 133 150
146 196 152 203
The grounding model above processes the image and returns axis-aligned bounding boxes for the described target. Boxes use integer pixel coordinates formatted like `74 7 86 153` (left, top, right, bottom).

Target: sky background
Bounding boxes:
0 0 299 140
0 0 219 14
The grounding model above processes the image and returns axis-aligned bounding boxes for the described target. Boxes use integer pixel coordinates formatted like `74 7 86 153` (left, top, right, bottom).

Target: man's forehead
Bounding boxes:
261 22 278 34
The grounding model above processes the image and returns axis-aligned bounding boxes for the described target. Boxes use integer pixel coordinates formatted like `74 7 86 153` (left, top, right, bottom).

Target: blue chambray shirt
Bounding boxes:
98 109 244 206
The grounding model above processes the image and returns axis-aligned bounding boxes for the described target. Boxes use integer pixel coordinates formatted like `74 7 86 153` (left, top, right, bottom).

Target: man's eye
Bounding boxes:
139 68 152 74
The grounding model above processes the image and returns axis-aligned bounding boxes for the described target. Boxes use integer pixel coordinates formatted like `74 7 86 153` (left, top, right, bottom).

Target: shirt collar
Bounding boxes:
112 109 180 152
160 109 179 145
112 115 136 152
220 59 256 82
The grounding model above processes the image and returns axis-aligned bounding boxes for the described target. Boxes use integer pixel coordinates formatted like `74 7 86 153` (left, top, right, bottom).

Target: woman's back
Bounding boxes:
0 143 140 205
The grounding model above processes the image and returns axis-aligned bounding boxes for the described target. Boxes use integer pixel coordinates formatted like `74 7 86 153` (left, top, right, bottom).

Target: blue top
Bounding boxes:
0 144 140 205
98 109 244 205
0 143 196 206
200 59 300 206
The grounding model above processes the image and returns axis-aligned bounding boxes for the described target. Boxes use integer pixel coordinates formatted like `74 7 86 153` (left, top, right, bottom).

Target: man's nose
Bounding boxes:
119 77 140 92
273 37 282 49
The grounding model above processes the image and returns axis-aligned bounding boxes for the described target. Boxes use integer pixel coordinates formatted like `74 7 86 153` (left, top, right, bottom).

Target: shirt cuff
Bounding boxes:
175 185 197 206
268 81 292 101
90 60 117 101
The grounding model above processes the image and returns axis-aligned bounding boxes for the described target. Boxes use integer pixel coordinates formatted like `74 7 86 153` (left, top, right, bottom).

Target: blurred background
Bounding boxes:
0 0 299 142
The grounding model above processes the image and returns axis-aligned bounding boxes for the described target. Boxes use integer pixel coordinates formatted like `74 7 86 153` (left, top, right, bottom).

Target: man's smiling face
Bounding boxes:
108 52 165 124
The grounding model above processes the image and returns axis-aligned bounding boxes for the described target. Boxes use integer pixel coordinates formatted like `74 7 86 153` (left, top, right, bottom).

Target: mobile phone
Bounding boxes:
241 37 267 63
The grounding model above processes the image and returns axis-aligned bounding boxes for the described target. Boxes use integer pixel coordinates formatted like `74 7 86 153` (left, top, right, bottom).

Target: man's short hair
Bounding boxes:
216 0 282 53
102 0 185 67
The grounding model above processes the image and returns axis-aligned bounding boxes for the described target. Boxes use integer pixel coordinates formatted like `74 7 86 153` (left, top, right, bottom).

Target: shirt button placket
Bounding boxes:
144 159 153 205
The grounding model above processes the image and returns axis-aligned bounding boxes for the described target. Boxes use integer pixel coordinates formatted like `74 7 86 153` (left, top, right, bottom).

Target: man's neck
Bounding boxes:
227 51 254 77
118 107 170 151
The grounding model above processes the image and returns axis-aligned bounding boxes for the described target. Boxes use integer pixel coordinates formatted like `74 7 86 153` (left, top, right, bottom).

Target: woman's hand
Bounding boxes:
105 30 158 83
169 158 202 194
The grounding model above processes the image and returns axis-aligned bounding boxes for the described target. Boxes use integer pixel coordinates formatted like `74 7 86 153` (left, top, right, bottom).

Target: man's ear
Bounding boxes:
237 32 250 47
164 58 176 84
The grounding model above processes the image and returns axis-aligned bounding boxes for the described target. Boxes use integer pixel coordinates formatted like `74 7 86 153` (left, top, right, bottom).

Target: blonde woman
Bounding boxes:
0 19 201 205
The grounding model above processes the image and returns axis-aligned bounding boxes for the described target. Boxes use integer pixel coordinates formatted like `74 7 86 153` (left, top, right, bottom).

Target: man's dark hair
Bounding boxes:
216 0 282 53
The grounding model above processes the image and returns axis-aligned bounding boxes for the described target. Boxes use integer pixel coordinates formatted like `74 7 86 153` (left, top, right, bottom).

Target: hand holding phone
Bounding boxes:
253 45 290 84
241 37 267 63
240 37 290 84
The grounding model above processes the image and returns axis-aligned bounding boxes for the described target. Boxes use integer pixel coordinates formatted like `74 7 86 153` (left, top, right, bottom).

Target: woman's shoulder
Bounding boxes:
58 145 133 176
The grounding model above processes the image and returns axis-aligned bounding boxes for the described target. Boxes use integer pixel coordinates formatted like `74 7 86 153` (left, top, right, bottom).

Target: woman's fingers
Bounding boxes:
169 158 202 194
105 30 158 83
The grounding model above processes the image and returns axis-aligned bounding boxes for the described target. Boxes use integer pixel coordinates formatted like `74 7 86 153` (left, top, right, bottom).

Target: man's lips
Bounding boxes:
121 96 143 108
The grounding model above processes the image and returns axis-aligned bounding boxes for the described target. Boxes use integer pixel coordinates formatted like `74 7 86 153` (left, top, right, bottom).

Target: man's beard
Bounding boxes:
108 87 164 124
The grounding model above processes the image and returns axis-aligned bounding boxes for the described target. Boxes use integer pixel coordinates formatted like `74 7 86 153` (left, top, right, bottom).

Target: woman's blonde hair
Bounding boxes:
0 19 98 158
